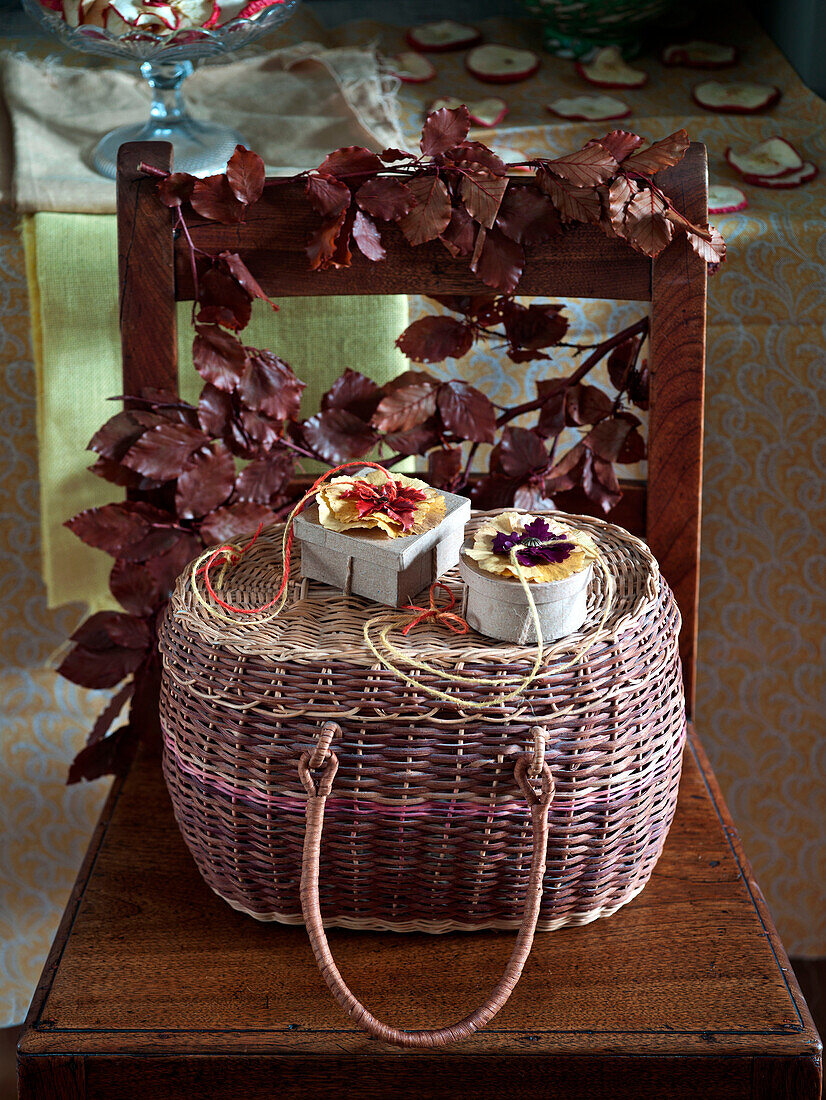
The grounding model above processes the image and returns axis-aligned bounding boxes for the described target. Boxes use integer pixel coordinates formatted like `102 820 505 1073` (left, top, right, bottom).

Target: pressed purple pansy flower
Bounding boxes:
491 517 577 568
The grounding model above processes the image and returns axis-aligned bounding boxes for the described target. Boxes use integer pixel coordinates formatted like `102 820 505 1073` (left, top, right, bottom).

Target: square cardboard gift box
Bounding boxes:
294 472 470 608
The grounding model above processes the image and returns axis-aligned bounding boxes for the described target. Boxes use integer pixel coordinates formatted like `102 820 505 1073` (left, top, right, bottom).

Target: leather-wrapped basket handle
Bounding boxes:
297 749 555 1048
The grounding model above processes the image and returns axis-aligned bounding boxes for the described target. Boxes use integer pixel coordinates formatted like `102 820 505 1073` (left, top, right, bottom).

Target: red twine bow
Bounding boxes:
401 582 469 637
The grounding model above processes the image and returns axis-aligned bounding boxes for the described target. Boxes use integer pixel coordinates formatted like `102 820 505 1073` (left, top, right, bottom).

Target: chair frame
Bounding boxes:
116 140 707 710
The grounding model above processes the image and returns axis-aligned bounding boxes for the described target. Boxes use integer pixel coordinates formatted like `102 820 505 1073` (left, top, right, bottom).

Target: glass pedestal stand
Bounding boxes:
92 60 245 179
21 0 301 180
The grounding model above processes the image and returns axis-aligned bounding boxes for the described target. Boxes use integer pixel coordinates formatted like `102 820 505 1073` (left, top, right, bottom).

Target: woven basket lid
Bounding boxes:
166 511 664 670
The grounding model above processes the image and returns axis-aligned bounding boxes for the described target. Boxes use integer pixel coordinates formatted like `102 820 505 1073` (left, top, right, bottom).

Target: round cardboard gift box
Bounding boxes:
459 544 593 644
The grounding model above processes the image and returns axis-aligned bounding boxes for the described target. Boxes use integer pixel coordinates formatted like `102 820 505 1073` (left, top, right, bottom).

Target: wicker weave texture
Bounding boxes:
159 512 686 933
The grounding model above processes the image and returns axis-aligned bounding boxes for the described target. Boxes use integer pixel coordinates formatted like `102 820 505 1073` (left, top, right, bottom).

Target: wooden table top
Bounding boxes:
19 730 821 1100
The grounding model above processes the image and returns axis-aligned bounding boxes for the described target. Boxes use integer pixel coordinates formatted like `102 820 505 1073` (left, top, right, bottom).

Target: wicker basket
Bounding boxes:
159 511 686 1046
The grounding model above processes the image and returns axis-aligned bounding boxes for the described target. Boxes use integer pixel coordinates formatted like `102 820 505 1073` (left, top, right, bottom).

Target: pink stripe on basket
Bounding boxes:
163 723 685 818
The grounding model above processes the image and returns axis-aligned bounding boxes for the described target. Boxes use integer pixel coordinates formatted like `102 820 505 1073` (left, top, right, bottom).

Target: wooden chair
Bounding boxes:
17 142 821 1099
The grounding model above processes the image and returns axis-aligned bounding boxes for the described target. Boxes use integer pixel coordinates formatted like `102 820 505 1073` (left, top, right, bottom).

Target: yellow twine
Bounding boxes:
362 522 615 712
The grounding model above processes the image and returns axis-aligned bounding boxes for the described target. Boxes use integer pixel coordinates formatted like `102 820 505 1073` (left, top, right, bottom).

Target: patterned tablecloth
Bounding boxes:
0 0 824 1026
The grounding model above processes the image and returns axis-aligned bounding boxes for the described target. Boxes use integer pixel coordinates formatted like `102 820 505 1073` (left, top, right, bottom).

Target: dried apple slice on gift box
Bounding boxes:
725 137 803 179
406 19 481 52
707 185 748 214
387 51 437 83
575 46 648 89
692 80 781 113
465 44 539 84
427 96 509 127
661 40 738 69
547 93 631 121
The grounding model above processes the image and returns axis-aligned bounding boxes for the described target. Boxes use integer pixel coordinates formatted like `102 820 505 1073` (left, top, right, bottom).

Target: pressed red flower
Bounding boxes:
340 478 427 532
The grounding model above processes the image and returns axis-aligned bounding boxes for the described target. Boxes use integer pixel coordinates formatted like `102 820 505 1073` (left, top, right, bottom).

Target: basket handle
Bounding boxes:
297 750 554 1048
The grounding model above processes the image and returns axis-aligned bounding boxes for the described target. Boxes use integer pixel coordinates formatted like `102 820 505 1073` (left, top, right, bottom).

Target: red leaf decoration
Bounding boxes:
175 442 236 519
498 426 548 478
88 410 143 461
238 350 305 420
427 446 462 489
193 324 248 391
589 455 622 512
565 383 614 425
218 252 276 308
157 172 195 208
71 610 152 652
307 210 349 271
471 225 524 292
624 130 689 176
303 408 378 463
226 145 265 205
472 473 519 510
67 723 141 785
623 188 674 256
596 131 644 163
398 177 452 246
197 266 252 331
190 174 246 224
121 420 210 481
321 369 382 421
687 223 726 264
198 383 234 438
381 148 416 163
58 642 144 690
536 385 566 438
87 680 135 747
607 334 642 391
446 142 506 176
546 142 618 187
355 177 415 221
503 302 568 350
537 169 602 223
65 502 180 561
234 452 294 504
371 371 439 432
439 206 476 256
382 422 441 455
606 175 637 237
496 186 561 245
200 503 277 545
87 457 162 492
618 422 646 463
352 211 386 261
460 171 508 228
396 316 473 363
583 416 635 462
545 442 589 492
438 381 496 443
317 146 383 180
420 106 471 156
306 172 351 218
514 481 557 511
110 533 202 616
239 407 281 451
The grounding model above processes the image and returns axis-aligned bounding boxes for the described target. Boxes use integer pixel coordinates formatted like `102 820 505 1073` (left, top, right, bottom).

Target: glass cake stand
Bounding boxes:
22 0 300 178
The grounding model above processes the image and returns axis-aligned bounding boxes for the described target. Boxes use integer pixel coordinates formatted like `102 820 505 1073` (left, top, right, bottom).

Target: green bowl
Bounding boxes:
520 0 678 58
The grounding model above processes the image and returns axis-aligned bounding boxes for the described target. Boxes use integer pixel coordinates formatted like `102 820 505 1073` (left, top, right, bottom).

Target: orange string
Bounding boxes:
195 461 397 616
400 581 469 637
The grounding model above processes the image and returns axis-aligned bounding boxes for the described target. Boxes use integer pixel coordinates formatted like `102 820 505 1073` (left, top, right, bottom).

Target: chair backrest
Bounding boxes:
116 140 707 711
